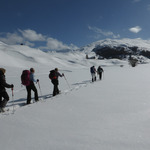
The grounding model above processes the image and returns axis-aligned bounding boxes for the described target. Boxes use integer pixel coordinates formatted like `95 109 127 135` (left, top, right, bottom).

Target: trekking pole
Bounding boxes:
63 75 71 89
12 88 15 113
103 71 104 80
37 81 42 97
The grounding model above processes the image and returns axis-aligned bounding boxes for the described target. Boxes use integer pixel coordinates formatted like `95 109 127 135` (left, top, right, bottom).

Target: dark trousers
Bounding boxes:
99 72 102 80
0 91 9 108
26 84 38 104
52 79 59 96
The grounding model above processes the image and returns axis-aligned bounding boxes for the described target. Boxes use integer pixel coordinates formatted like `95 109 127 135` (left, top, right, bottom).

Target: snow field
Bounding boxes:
1 41 150 150
0 64 150 150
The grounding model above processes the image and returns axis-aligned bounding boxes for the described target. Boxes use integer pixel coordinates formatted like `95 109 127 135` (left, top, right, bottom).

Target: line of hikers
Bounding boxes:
0 67 64 112
90 66 104 82
0 66 104 112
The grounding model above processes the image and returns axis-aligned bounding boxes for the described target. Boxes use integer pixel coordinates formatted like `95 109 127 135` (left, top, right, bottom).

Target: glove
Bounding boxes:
11 84 14 88
62 73 64 76
37 79 39 82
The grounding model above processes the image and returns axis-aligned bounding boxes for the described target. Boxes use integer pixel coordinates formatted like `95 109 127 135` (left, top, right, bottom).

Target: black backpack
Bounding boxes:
90 66 95 73
49 70 56 80
98 67 103 73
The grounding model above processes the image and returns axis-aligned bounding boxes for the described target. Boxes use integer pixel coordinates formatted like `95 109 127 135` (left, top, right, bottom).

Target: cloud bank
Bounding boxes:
0 29 78 51
129 26 142 33
41 38 78 51
19 29 46 42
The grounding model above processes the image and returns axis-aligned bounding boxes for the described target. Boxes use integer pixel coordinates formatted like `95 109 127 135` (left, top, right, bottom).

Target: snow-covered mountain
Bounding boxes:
1 38 150 69
80 38 150 53
0 39 129 70
80 38 150 61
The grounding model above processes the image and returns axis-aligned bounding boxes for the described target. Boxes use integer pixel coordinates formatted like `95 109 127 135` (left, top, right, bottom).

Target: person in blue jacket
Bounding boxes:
90 66 96 82
26 68 39 104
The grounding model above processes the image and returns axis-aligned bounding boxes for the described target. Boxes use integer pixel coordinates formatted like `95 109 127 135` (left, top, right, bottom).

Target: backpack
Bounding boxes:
49 70 56 80
21 70 31 86
90 66 95 73
98 67 103 73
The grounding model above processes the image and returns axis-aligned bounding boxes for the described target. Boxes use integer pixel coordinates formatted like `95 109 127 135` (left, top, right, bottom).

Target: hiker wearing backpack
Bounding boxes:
90 66 96 82
0 68 14 112
49 68 64 96
21 68 39 104
97 66 104 80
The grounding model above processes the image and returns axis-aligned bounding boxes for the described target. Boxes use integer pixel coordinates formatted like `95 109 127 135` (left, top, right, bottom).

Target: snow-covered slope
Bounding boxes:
0 40 150 150
1 38 150 69
0 40 128 71
0 41 87 69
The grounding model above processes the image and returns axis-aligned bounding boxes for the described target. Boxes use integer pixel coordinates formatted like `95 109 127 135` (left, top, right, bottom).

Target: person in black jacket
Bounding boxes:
49 68 64 96
97 66 104 80
0 68 14 112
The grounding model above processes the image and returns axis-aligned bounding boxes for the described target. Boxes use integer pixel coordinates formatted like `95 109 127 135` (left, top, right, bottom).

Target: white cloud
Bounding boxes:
0 29 78 51
129 26 142 33
19 29 46 41
42 38 78 51
47 38 70 50
0 32 24 45
0 29 46 45
88 26 120 39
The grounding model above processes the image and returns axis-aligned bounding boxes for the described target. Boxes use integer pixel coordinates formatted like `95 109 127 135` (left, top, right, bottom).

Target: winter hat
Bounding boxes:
30 68 35 72
0 68 6 74
55 68 58 71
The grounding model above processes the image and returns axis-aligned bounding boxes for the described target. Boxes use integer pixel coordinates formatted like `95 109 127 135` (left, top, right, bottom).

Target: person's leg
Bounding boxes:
100 73 102 80
0 93 2 107
52 80 59 96
91 73 94 82
94 73 96 81
26 86 31 104
56 80 59 94
31 84 38 101
0 91 9 108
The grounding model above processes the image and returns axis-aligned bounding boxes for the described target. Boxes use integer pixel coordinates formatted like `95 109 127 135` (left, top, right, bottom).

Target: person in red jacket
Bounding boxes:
0 68 14 112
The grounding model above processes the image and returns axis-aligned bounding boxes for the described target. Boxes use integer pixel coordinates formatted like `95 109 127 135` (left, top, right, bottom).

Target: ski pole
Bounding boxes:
12 88 15 113
103 71 104 80
63 75 71 89
37 81 42 97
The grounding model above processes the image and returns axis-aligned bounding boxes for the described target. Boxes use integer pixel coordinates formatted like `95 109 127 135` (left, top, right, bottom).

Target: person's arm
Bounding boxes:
0 76 13 88
58 72 64 77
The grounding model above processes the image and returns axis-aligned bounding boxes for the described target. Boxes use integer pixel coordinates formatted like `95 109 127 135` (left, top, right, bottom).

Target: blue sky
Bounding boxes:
0 0 150 50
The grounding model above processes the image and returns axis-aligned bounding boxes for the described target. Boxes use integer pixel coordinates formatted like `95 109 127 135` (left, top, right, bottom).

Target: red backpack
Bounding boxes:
21 70 31 86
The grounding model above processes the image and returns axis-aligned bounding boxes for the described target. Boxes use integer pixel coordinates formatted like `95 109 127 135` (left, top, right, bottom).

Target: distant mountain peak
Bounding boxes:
80 38 150 61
